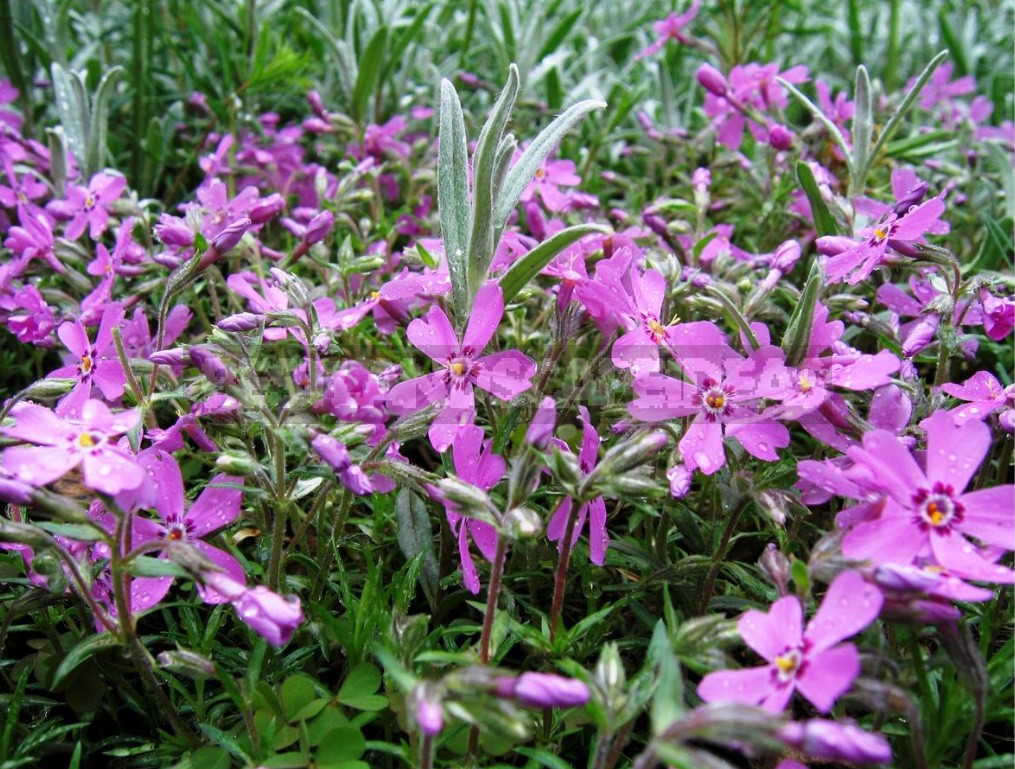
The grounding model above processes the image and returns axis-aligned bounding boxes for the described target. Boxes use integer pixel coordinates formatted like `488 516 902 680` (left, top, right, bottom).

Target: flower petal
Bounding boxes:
188 474 243 536
922 411 989 494
795 644 860 712
462 282 504 353
386 372 448 415
958 486 1015 548
805 571 883 651
474 351 536 401
697 666 772 707
738 595 802 662
407 304 459 362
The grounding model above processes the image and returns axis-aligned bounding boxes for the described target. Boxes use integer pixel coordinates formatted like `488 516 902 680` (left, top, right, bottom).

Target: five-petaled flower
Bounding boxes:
698 570 883 712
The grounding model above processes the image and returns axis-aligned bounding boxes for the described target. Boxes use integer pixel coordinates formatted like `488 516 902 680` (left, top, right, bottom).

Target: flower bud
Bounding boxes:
157 647 217 679
502 506 541 539
211 217 252 254
269 267 310 307
815 235 857 255
768 123 794 150
303 210 334 246
501 672 590 708
154 217 194 248
215 453 262 476
771 240 801 272
892 182 929 216
525 397 557 448
666 463 692 498
901 314 940 357
307 89 328 120
696 64 729 96
413 684 444 735
249 193 286 224
148 348 191 367
759 544 791 596
594 431 667 478
777 719 892 764
217 312 263 332
189 345 236 386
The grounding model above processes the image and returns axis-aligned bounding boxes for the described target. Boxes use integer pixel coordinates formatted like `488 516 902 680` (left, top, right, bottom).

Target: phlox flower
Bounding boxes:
439 425 505 594
698 570 883 712
0 283 56 344
703 62 808 149
635 0 701 60
629 343 790 475
48 303 127 417
46 172 127 240
840 411 1015 583
940 371 1014 428
1 399 143 495
386 282 536 451
546 407 609 565
519 157 582 213
818 196 945 284
202 571 304 646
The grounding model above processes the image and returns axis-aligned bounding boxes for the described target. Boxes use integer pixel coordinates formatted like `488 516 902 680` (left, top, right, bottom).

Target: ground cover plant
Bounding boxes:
0 1 1012 767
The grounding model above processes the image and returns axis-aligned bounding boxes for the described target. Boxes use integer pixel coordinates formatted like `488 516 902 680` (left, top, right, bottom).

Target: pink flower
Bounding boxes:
940 371 1014 426
1 400 144 495
437 425 505 594
840 412 1015 583
386 283 536 451
48 303 127 417
698 571 883 712
494 672 590 708
520 157 583 213
201 571 303 646
47 172 127 240
818 196 945 284
635 1 701 60
629 343 790 475
546 407 609 565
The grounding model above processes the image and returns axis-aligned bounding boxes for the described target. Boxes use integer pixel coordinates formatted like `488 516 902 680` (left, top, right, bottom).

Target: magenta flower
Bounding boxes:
311 434 374 495
635 1 701 60
546 407 609 565
941 371 1013 427
698 571 883 712
386 282 536 451
519 156 582 213
1 400 143 495
0 283 56 344
48 303 127 417
840 412 1015 583
629 343 790 475
818 196 945 284
703 62 808 149
608 265 728 376
47 172 127 240
128 451 246 605
202 571 304 646
438 425 505 594
494 672 591 708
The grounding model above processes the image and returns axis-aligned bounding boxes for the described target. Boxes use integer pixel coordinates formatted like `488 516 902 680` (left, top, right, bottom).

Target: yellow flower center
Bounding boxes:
370 291 380 300
84 195 96 208
80 355 93 374
874 226 888 240
77 432 95 448
648 320 666 340
535 168 546 179
799 373 812 392
926 502 945 526
706 393 725 409
450 361 466 376
167 529 184 541
774 653 797 674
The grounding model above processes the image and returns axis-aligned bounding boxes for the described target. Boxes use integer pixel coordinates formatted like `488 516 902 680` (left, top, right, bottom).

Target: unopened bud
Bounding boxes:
759 544 791 595
189 345 236 386
21 378 77 399
815 235 857 256
502 506 541 539
211 217 252 254
303 210 334 246
525 397 557 448
217 312 263 332
215 453 262 476
438 477 496 518
777 719 892 765
594 431 667 478
148 348 191 367
755 489 791 526
157 647 217 679
772 240 801 272
666 463 692 498
154 217 194 248
768 123 794 150
269 268 310 307
892 183 929 216
249 194 286 224
549 447 581 492
501 672 590 708
696 64 729 96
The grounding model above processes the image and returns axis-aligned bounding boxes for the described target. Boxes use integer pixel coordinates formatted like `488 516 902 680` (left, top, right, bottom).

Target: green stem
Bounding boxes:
479 536 508 664
266 428 288 592
697 498 748 615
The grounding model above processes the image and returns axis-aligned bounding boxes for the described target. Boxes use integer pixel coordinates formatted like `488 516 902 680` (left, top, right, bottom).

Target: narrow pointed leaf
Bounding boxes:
782 259 823 366
468 64 520 297
494 99 606 234
498 223 608 304
351 26 387 123
87 65 123 175
778 77 853 169
437 78 471 321
52 633 122 689
849 65 872 197
51 64 88 174
796 160 839 236
867 50 949 172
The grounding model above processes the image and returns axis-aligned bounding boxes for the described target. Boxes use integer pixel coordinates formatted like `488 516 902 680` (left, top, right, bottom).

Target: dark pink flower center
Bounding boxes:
912 482 964 531
693 378 736 422
162 517 192 542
